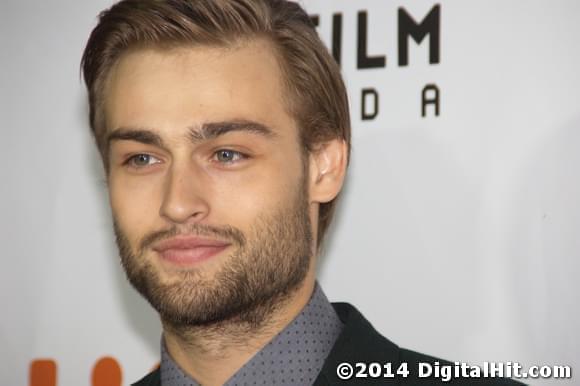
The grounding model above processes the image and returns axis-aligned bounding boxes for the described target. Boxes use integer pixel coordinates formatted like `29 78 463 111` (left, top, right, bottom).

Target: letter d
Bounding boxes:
419 362 432 378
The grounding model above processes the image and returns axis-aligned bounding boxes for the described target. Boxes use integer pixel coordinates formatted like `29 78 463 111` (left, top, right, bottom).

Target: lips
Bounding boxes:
152 236 231 266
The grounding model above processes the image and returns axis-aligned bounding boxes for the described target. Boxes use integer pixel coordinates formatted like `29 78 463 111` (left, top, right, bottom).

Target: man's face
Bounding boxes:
104 40 314 327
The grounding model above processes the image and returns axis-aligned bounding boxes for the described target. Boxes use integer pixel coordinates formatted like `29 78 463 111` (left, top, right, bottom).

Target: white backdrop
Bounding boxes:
1 1 579 385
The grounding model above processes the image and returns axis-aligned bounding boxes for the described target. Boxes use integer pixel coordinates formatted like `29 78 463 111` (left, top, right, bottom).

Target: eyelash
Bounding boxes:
211 149 248 164
123 153 161 169
122 149 248 169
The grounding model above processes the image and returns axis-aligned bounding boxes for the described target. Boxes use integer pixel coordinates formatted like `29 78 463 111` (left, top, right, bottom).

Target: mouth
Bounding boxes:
152 236 231 266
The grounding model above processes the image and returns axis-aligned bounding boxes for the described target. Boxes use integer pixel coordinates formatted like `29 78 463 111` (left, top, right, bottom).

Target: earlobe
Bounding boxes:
308 139 348 204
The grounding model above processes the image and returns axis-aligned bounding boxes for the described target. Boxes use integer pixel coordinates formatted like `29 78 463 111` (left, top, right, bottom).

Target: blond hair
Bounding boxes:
81 0 351 247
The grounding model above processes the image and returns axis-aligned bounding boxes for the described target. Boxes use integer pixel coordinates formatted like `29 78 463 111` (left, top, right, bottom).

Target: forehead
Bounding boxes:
103 39 296 138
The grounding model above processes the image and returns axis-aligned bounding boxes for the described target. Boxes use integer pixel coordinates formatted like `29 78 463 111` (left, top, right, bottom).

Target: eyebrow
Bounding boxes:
107 129 165 148
188 120 277 143
107 120 277 149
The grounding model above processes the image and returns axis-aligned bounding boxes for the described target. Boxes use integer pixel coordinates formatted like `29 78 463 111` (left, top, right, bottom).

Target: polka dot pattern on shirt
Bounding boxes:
160 282 343 386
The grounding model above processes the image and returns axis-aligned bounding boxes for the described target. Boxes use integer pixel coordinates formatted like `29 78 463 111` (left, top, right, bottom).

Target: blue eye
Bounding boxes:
126 154 160 168
215 149 244 163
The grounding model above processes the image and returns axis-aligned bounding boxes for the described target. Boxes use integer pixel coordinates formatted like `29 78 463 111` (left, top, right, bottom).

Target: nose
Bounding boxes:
159 162 210 224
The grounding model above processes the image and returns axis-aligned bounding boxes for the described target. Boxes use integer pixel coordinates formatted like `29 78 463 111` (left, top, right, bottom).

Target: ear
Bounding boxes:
308 138 348 204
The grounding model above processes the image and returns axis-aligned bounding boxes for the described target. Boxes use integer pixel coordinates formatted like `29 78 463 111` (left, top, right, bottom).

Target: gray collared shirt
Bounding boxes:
160 283 343 386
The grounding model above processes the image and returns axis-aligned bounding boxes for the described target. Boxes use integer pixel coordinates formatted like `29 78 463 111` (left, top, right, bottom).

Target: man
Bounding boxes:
81 1 522 385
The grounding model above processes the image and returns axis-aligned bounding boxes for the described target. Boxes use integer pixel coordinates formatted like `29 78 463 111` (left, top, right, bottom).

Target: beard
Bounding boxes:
113 175 313 332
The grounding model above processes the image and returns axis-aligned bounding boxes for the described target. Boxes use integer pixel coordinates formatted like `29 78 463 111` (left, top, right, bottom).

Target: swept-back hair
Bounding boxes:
81 0 351 247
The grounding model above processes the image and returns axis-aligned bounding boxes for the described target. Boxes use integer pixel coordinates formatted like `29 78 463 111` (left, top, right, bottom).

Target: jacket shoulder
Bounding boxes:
314 302 524 385
132 367 161 386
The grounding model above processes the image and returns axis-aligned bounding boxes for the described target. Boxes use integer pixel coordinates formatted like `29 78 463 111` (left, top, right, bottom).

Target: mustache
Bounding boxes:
138 223 246 254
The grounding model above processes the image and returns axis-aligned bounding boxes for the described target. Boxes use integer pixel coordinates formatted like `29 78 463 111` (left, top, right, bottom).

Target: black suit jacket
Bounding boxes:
133 302 524 385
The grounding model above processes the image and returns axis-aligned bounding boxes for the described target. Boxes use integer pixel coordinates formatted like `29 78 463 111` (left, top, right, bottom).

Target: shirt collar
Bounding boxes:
160 282 343 386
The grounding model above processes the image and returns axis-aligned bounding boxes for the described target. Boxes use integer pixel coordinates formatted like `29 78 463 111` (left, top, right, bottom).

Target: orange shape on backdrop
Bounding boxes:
92 356 122 386
29 359 57 386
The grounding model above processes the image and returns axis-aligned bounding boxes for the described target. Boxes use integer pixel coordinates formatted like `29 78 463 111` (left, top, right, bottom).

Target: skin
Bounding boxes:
104 39 347 386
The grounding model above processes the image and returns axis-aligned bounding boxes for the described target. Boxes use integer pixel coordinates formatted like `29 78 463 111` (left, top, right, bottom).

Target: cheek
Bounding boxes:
108 175 163 237
210 159 304 224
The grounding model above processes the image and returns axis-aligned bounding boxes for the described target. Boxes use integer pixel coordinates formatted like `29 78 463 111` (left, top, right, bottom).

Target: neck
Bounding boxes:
162 275 316 386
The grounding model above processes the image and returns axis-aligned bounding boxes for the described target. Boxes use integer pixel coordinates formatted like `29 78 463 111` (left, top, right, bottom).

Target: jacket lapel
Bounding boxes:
313 302 401 385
